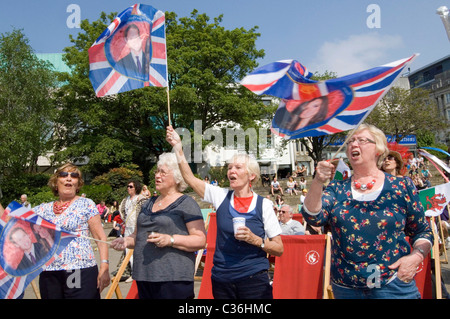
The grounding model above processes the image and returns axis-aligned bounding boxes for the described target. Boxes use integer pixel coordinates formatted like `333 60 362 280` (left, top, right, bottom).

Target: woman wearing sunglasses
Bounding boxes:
32 163 110 299
302 124 433 299
381 150 405 177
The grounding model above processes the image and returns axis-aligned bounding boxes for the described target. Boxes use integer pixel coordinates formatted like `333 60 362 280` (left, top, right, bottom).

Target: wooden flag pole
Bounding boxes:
166 87 171 126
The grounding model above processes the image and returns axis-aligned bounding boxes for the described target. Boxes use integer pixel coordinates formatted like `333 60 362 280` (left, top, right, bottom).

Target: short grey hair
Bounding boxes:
227 153 261 184
280 204 293 214
157 153 188 192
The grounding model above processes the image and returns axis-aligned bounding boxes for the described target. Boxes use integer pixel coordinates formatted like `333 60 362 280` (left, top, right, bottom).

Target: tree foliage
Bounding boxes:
366 86 445 142
0 29 59 177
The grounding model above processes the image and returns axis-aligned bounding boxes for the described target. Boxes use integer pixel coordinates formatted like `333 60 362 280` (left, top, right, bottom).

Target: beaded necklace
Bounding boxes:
353 179 376 191
53 200 72 215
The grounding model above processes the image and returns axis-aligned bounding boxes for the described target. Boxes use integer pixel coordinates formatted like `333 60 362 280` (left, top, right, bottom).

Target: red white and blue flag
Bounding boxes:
241 55 417 139
89 4 167 97
0 202 77 299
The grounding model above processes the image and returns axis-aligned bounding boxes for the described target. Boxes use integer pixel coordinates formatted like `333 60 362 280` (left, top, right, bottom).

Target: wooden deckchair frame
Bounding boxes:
105 249 134 299
194 212 211 276
431 216 443 299
323 232 333 299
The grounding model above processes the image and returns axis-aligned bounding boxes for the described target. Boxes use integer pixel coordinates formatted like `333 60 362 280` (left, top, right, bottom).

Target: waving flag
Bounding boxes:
0 202 77 299
333 158 351 181
421 146 450 158
241 55 417 139
418 149 450 176
419 183 450 217
89 4 167 97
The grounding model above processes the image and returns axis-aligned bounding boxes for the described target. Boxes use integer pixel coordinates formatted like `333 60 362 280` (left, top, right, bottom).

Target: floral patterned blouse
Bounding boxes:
33 197 99 271
302 173 433 288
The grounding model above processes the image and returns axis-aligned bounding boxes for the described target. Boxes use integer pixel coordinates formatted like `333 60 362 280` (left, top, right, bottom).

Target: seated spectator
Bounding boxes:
279 205 305 235
420 164 432 188
274 194 284 208
298 176 307 191
271 177 283 196
407 154 417 169
286 177 298 196
412 173 425 190
408 164 419 178
261 174 270 187
297 164 307 177
300 189 307 204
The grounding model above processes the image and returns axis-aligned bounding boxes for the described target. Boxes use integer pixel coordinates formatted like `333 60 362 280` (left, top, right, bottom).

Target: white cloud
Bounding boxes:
309 33 404 76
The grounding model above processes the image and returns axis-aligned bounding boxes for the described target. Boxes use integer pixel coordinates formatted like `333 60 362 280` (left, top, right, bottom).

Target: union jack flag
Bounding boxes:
241 55 417 139
89 4 167 97
0 202 77 299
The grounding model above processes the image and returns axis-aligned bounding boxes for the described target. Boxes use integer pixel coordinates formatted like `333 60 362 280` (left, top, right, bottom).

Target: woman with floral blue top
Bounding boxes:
302 124 433 299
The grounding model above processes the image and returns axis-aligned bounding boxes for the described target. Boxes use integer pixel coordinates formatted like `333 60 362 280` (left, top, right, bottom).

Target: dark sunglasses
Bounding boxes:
58 171 80 178
127 185 134 188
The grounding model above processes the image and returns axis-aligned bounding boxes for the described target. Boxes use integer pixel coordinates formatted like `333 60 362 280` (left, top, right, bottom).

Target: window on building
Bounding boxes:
445 93 450 105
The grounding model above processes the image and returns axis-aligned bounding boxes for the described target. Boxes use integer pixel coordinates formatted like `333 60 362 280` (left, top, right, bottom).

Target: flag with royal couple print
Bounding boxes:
0 201 77 299
88 3 167 97
240 54 417 139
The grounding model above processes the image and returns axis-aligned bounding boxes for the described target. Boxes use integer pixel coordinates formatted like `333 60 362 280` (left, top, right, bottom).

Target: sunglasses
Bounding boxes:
58 171 80 178
127 185 135 189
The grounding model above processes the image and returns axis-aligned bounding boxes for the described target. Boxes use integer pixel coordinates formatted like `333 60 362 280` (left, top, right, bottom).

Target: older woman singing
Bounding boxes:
302 124 433 299
166 126 283 299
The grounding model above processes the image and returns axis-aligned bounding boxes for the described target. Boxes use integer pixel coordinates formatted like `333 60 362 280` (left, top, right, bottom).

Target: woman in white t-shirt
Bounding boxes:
166 126 283 299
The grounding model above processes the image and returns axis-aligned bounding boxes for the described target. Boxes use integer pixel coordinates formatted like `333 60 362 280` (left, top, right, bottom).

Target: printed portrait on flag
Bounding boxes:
89 4 167 97
272 87 353 138
241 55 417 139
0 219 57 276
106 20 151 82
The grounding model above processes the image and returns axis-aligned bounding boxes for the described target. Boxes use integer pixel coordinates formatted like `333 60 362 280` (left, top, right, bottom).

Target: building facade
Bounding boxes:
408 54 450 147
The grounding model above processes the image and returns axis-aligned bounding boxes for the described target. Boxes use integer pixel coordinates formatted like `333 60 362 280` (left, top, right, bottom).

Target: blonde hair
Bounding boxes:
157 152 188 192
227 153 260 184
349 124 389 168
48 163 84 196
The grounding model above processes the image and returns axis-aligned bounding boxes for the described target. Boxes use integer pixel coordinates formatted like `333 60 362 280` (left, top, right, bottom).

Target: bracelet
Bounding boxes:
101 259 109 264
170 236 175 247
413 247 426 258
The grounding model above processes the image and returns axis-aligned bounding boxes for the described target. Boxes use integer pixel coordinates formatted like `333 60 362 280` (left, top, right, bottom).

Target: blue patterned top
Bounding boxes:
302 173 433 288
33 197 99 271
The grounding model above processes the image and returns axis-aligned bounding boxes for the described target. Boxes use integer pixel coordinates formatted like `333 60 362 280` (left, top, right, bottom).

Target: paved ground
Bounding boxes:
23 222 450 299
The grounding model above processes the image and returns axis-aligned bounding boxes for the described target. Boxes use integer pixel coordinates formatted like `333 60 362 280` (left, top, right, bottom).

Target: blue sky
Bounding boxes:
1 0 449 76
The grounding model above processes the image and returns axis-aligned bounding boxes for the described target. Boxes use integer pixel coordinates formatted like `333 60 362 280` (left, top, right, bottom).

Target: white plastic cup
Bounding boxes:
232 217 246 235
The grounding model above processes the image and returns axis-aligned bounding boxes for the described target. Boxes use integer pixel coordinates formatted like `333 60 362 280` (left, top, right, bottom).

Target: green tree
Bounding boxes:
366 87 446 142
0 29 59 177
53 10 270 180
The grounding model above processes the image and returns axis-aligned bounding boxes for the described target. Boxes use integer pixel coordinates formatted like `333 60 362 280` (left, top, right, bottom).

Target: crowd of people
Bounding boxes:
0 123 448 300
